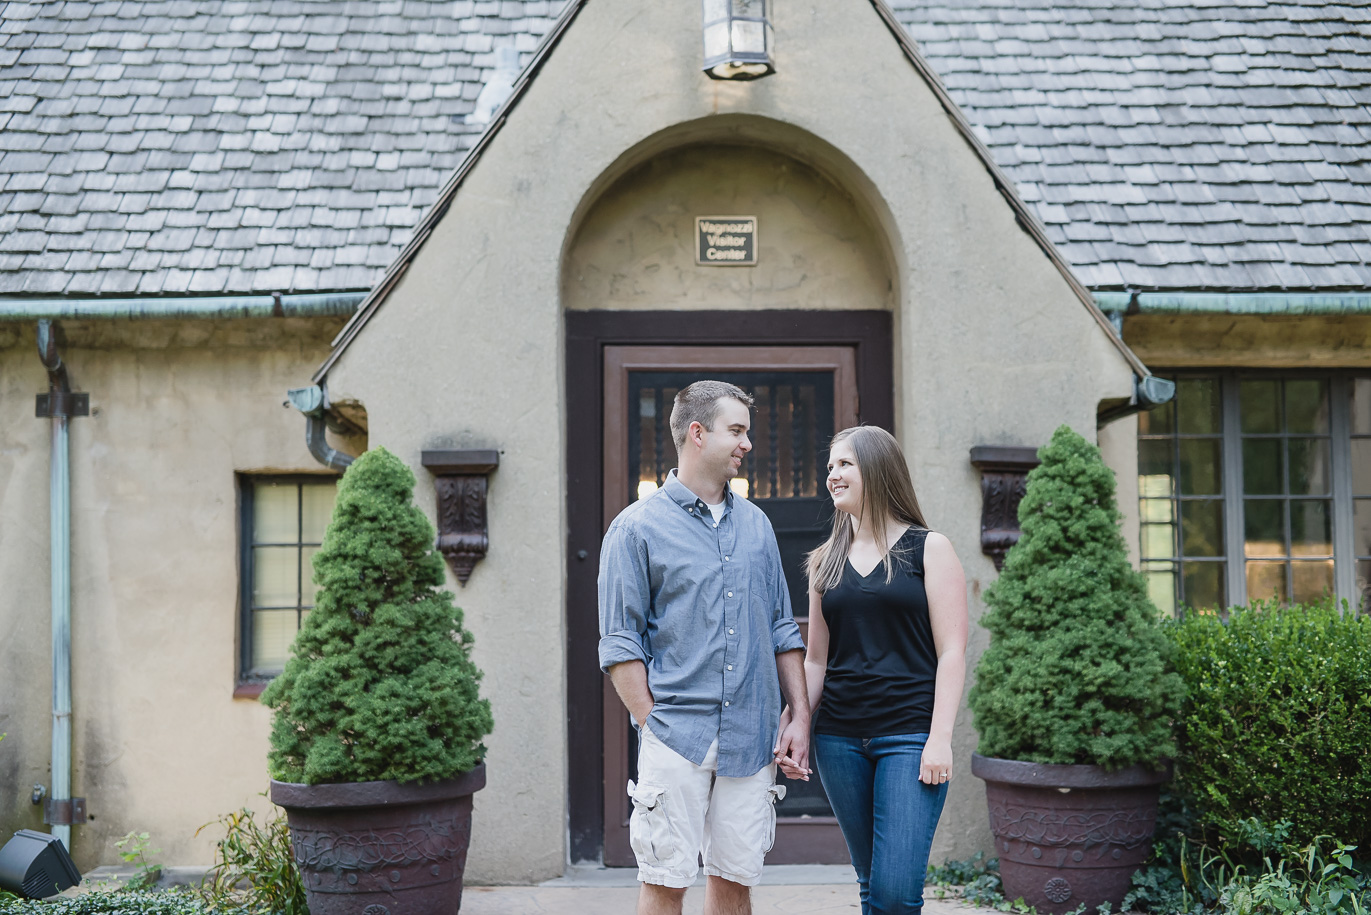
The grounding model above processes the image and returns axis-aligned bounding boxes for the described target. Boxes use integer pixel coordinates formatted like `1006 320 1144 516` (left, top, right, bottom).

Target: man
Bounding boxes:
599 380 811 915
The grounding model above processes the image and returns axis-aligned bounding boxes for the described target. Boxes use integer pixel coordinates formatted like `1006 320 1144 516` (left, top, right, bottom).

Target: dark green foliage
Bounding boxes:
1165 599 1371 849
196 803 307 915
0 889 210 915
262 447 493 784
969 425 1183 767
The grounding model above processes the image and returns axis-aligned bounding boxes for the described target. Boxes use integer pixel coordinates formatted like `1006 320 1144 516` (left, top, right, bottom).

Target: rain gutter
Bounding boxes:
0 292 366 321
1094 291 1371 316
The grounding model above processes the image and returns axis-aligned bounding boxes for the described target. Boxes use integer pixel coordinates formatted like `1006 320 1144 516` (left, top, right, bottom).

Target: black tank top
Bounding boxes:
813 527 937 738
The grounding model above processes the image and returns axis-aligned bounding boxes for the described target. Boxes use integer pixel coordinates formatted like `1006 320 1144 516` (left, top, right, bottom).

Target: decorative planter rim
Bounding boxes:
971 753 1171 789
270 761 486 809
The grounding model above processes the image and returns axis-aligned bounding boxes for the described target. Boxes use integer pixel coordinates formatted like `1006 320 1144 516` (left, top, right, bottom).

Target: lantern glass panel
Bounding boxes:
732 19 766 55
703 0 728 23
703 21 730 59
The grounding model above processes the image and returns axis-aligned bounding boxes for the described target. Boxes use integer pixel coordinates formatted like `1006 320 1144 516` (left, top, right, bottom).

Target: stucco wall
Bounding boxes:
324 0 1137 877
0 318 342 870
1124 314 1371 367
564 143 893 312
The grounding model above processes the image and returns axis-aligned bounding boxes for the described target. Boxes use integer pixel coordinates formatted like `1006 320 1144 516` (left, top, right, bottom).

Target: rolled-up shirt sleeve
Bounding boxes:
765 523 805 654
598 519 652 672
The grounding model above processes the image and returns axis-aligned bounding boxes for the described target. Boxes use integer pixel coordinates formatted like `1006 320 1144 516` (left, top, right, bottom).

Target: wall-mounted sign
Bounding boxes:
696 216 757 266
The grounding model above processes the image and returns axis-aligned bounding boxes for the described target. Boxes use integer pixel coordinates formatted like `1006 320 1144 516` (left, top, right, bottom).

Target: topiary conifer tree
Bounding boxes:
262 447 493 785
969 424 1183 768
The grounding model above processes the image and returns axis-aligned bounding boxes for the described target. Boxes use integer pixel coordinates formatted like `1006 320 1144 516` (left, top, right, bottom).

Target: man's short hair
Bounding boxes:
670 381 754 453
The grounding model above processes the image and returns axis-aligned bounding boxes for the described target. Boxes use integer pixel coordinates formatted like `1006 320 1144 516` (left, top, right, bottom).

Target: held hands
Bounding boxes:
772 707 812 781
919 736 953 786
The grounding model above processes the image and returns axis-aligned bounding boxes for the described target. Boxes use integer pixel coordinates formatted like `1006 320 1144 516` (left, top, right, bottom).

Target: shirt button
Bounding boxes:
724 701 730 707
728 628 734 635
713 522 718 528
727 664 733 671
727 591 733 597
724 556 730 561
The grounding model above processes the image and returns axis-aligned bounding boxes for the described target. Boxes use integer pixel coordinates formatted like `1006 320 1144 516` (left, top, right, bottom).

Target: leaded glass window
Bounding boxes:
1137 373 1369 615
1138 378 1226 614
240 475 338 679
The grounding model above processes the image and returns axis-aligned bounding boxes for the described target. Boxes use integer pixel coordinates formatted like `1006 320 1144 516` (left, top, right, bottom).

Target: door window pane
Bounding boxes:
1240 380 1281 433
628 372 833 502
1179 439 1222 495
1181 500 1224 556
1287 439 1331 495
1182 561 1225 611
1242 439 1283 495
1285 380 1329 434
1177 378 1220 434
1246 560 1288 603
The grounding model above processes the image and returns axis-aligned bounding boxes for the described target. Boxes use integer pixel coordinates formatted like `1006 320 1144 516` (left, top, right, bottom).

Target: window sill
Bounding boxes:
233 680 272 700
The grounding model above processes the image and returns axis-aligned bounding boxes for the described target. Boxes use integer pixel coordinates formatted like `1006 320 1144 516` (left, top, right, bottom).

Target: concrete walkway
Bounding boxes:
460 865 985 914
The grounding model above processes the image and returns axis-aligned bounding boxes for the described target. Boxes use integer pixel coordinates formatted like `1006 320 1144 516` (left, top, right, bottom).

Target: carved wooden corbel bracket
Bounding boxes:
969 445 1042 571
421 449 499 585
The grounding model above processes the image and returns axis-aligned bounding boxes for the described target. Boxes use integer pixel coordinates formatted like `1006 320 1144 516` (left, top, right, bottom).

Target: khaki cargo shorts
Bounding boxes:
628 723 785 888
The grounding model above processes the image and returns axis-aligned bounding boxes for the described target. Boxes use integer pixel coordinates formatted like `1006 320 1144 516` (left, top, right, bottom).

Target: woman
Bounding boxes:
776 425 968 915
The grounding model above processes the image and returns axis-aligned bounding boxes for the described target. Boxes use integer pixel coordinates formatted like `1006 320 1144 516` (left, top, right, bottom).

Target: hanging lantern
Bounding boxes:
702 0 775 81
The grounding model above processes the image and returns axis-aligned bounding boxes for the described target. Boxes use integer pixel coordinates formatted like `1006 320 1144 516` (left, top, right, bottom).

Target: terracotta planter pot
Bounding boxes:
271 763 486 915
971 754 1170 915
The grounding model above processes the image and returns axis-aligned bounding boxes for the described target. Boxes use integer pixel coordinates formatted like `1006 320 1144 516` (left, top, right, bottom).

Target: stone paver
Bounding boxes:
461 883 981 915
460 867 988 915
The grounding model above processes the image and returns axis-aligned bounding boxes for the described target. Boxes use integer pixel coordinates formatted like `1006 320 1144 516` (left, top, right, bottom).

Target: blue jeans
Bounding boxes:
813 732 948 915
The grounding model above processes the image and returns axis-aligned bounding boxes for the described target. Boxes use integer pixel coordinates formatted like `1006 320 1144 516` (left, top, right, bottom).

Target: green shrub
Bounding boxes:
0 888 209 915
970 425 1184 767
196 803 306 915
262 447 493 784
1125 818 1371 914
1166 599 1371 849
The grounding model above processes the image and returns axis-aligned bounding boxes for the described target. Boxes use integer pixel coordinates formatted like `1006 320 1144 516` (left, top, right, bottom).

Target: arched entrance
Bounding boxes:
563 134 898 865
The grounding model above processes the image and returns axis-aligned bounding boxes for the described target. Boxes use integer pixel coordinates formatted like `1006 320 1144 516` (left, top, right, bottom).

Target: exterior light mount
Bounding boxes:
702 0 775 81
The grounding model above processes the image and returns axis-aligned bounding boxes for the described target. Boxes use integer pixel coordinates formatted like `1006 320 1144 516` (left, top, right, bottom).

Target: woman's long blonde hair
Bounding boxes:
806 425 929 593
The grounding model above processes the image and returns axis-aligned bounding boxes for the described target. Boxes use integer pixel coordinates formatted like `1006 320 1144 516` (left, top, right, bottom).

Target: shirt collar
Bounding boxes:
662 469 733 516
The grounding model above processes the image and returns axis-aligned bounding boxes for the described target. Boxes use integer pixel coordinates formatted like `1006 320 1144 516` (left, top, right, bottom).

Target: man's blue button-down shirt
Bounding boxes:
598 470 805 778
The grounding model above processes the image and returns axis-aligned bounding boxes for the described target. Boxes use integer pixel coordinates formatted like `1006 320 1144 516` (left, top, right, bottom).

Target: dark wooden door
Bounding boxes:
564 310 893 866
600 345 859 866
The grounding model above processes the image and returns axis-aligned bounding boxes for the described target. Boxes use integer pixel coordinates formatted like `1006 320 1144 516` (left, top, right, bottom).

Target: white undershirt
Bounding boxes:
704 499 726 523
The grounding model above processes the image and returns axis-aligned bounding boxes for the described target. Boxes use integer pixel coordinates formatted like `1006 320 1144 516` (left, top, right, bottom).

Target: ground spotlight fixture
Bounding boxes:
0 830 82 899
702 0 775 80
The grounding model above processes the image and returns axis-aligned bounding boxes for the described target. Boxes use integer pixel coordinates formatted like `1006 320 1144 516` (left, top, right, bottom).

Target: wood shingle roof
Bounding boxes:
2 0 1368 298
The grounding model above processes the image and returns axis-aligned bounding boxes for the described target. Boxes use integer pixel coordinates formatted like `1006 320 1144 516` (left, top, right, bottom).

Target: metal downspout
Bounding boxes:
36 321 80 851
287 385 354 472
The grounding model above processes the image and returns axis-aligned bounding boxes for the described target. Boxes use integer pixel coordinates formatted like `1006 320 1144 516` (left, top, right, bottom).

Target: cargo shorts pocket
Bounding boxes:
628 780 684 868
763 783 786 853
